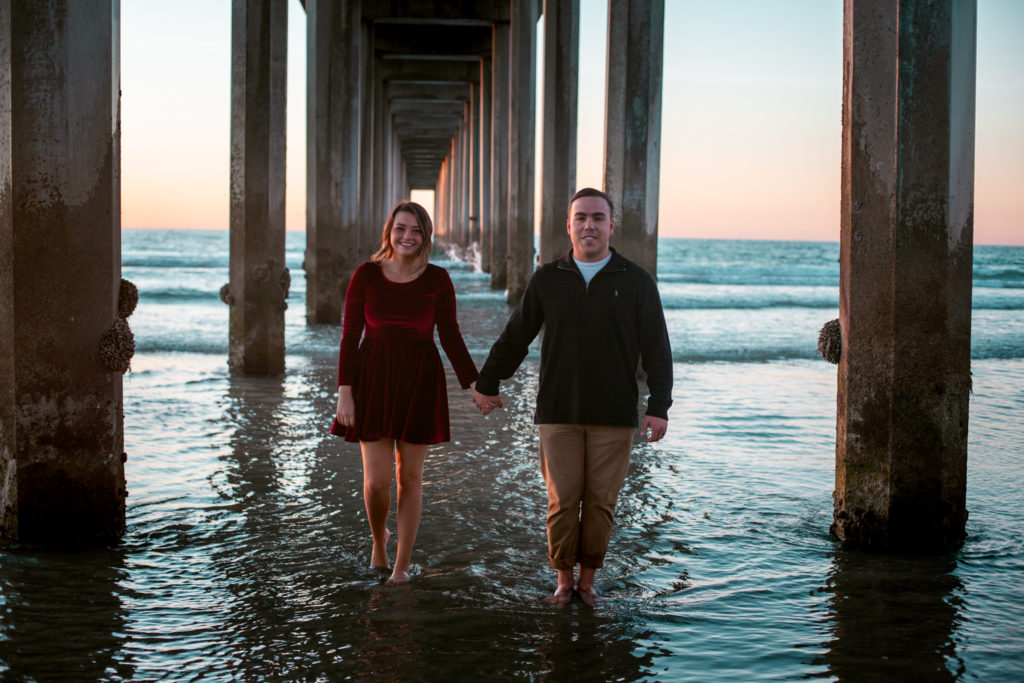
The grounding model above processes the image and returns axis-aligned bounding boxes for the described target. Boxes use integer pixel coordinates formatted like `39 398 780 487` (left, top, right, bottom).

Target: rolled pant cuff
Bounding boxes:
579 554 605 569
548 554 578 571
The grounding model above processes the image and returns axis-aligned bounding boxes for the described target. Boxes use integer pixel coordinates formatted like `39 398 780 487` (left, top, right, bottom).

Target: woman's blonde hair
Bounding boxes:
370 201 434 265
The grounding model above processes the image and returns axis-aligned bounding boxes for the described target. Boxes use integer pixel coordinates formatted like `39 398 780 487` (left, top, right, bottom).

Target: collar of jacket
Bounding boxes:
556 247 628 275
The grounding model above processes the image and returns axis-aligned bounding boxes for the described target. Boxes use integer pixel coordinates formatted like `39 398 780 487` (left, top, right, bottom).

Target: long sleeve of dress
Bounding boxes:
435 270 479 389
337 264 368 386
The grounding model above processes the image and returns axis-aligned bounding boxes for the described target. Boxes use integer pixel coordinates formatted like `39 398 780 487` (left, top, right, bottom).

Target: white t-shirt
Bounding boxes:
573 253 612 286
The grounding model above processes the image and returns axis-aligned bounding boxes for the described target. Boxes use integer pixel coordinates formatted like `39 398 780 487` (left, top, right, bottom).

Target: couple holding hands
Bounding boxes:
331 188 672 605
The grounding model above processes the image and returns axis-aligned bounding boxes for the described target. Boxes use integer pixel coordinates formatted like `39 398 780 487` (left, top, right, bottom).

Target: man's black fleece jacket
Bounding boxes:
475 248 673 427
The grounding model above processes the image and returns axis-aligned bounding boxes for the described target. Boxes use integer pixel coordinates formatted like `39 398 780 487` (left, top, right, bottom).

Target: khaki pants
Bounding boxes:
537 424 635 570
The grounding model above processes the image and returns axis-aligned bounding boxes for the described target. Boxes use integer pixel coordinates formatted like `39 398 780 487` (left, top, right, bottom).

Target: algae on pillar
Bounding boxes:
2 0 126 544
227 0 289 374
835 0 976 550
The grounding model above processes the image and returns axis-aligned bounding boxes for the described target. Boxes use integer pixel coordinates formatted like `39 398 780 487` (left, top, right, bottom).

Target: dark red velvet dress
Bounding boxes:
330 261 478 445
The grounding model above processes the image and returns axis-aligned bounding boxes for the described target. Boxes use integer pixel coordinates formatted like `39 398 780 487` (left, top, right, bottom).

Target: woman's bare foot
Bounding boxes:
370 528 391 571
385 570 411 586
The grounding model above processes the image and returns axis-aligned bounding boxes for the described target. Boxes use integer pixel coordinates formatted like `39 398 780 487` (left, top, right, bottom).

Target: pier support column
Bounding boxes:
1 0 12 538
305 0 361 324
359 19 376 249
490 22 511 290
228 0 288 373
603 0 663 276
1 1 126 544
479 57 492 272
540 0 579 264
835 0 976 550
508 0 538 303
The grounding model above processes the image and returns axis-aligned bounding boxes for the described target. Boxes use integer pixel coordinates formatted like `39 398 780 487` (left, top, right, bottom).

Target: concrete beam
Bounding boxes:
362 1 509 22
3 0 126 544
603 0 663 277
305 0 361 325
373 23 493 57
507 0 538 303
379 58 481 84
540 0 579 264
835 0 976 550
386 81 472 101
229 0 289 372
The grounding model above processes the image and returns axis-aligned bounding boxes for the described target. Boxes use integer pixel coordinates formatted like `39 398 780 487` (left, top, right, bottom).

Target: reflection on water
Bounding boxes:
819 550 964 681
0 547 133 680
0 354 1021 680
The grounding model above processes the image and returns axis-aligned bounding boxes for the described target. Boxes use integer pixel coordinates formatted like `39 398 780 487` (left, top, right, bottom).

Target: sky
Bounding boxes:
121 0 1023 246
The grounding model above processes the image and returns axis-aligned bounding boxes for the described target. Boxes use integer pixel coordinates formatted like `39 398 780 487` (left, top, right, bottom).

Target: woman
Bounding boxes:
331 201 478 586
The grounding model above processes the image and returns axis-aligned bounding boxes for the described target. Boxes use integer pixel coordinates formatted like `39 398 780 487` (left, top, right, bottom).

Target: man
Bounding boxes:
473 187 673 606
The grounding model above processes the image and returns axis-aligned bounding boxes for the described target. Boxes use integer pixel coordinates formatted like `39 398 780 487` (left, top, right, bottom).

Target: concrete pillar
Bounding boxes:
304 0 360 325
453 118 463 244
0 0 13 539
469 80 481 249
490 22 511 290
229 0 288 374
461 103 472 245
359 19 376 260
540 0 579 264
373 60 387 220
835 0 976 550
446 138 456 240
603 0 663 277
479 57 493 272
507 0 538 303
435 158 447 238
2 1 126 544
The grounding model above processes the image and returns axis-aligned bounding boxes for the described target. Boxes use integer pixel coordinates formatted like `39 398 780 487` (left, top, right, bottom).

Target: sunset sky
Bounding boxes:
121 0 1023 245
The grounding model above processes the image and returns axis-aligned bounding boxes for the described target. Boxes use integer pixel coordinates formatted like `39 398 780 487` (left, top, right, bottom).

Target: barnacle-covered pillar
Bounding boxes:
227 0 289 373
1 0 126 544
835 0 976 549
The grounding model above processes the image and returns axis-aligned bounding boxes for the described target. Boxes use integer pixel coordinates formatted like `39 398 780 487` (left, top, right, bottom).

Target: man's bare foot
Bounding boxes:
576 586 605 607
385 570 411 586
543 585 574 606
370 528 391 571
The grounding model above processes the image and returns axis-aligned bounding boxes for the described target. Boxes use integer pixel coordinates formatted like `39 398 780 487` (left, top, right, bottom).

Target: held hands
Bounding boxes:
641 415 668 442
471 382 503 416
336 386 355 427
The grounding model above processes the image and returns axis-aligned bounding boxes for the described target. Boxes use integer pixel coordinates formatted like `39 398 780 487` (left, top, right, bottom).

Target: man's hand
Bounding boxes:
472 385 504 416
641 415 668 442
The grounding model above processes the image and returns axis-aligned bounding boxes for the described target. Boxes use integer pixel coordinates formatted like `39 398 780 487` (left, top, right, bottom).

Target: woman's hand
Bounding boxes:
336 386 355 427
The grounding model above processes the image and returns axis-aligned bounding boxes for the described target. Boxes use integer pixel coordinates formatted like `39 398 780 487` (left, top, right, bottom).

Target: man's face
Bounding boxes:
567 196 614 263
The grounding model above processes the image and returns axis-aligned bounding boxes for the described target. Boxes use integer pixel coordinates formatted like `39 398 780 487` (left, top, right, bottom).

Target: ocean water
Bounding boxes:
1 229 1022 681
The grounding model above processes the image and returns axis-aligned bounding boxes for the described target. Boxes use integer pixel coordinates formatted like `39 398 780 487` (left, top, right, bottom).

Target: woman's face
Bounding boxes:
389 211 425 260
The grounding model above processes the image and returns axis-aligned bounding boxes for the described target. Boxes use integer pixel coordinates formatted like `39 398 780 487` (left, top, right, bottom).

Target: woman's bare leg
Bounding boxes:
361 439 395 570
387 440 428 585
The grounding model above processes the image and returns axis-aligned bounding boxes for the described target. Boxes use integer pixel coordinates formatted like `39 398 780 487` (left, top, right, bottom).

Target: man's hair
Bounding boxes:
567 187 614 219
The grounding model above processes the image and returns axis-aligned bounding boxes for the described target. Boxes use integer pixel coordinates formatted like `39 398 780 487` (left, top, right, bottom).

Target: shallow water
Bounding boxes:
2 235 1023 681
